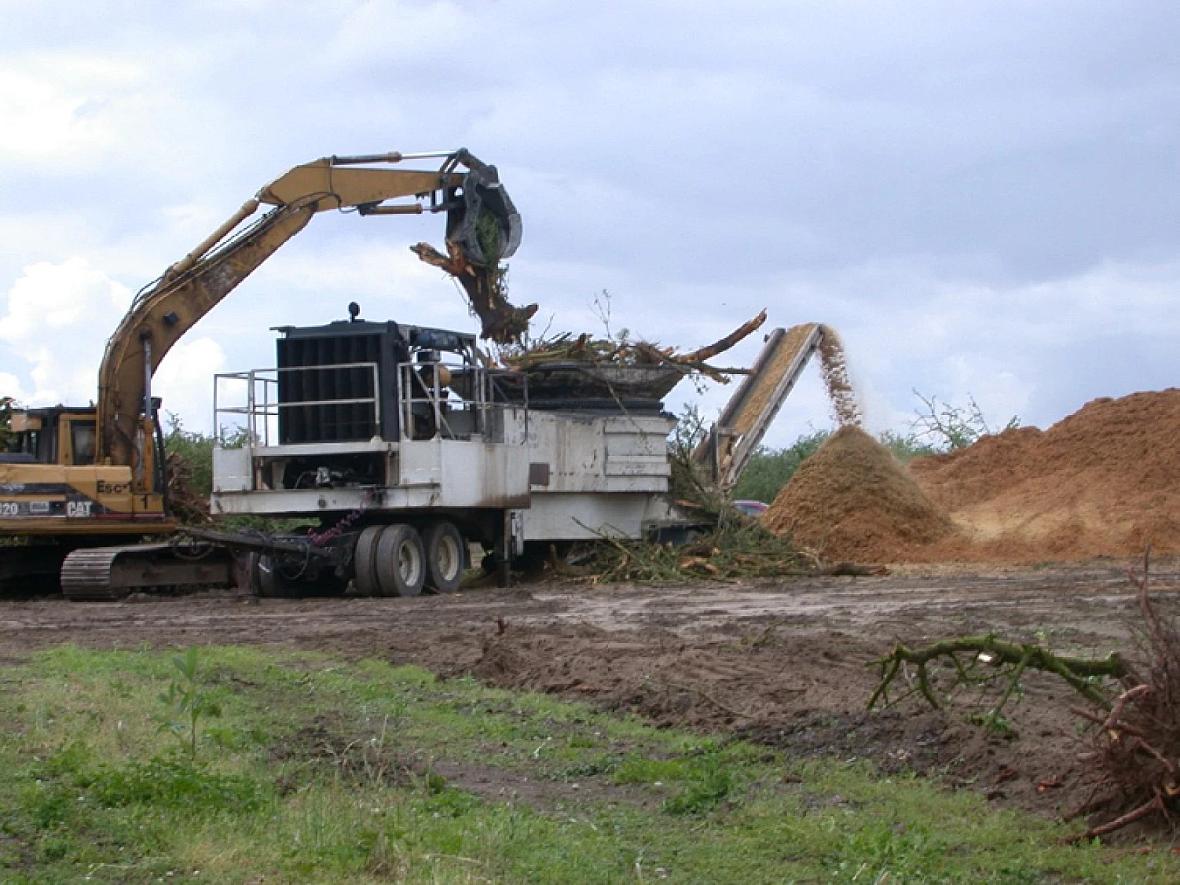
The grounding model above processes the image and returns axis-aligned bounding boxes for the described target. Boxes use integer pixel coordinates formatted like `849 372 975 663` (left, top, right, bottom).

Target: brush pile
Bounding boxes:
583 511 813 583
1069 557 1180 840
499 310 768 383
165 452 212 525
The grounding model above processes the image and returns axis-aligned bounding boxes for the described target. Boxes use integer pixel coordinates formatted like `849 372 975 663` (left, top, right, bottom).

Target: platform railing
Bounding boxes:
396 358 527 442
213 362 381 448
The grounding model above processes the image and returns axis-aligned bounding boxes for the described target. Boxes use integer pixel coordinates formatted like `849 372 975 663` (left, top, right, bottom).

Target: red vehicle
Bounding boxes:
733 500 769 518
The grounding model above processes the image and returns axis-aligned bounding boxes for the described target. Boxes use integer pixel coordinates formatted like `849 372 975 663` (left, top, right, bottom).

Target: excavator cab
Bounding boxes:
3 407 98 466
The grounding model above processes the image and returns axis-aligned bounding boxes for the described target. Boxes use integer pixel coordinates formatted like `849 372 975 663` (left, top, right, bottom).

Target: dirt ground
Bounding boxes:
3 558 1178 826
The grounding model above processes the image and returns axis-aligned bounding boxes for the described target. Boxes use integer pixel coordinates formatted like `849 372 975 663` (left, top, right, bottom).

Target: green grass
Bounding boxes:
0 644 1176 882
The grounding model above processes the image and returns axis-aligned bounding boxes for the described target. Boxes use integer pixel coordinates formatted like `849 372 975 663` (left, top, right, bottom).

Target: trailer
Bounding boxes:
210 314 691 595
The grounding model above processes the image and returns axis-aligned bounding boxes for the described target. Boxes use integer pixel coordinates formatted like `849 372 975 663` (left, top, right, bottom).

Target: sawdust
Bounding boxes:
768 389 1180 564
817 325 862 427
764 426 954 562
719 322 859 441
911 389 1180 561
731 323 820 438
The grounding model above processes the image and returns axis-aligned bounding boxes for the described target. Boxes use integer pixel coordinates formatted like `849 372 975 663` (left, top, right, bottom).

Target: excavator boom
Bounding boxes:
95 149 528 481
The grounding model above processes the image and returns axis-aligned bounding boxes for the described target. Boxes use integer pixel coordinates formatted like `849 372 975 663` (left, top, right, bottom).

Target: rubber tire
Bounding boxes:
252 553 345 598
254 554 293 598
422 521 464 594
353 525 383 597
375 523 425 597
244 552 264 596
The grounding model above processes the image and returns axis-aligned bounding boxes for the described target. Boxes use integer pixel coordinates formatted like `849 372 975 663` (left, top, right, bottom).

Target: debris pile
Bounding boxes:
764 426 953 562
584 515 812 583
499 310 768 383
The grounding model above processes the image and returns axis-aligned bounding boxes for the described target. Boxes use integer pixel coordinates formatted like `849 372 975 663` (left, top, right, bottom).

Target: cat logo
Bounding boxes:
66 501 93 518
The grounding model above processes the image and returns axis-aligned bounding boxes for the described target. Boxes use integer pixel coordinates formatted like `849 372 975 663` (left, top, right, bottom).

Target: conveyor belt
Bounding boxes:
695 323 824 489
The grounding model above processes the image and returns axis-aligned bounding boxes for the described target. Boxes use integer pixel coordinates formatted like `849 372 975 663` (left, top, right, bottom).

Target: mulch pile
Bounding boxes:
763 426 953 562
912 389 1180 561
767 389 1180 563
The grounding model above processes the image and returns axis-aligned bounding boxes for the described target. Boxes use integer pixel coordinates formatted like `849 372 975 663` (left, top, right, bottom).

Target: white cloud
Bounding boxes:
1 0 1178 454
0 258 130 405
155 337 226 433
0 54 141 167
0 258 128 339
0 372 25 402
326 1 470 67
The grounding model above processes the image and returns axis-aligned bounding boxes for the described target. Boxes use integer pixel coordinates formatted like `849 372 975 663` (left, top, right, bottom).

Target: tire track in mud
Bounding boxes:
3 561 1178 822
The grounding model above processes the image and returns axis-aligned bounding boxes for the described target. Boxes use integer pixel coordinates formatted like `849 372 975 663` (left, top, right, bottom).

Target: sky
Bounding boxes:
1 0 1177 448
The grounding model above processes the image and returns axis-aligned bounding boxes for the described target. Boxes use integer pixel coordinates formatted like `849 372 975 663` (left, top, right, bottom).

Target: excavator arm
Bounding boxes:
96 149 529 484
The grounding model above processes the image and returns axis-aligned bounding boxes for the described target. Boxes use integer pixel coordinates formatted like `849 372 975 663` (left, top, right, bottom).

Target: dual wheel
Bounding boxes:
354 521 464 597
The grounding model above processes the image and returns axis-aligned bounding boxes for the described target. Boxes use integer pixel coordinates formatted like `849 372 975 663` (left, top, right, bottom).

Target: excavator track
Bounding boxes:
61 543 235 601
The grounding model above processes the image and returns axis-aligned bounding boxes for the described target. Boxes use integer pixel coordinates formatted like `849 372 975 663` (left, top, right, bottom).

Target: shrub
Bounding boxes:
164 413 214 499
731 430 830 503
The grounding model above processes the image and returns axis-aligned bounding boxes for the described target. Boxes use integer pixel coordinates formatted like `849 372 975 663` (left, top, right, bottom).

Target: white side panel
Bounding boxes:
212 446 251 493
526 411 674 494
212 406 675 522
214 438 529 516
520 492 680 541
213 486 432 515
398 438 442 487
435 439 530 508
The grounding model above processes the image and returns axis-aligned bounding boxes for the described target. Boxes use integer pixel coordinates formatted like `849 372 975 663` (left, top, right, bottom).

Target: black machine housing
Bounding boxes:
274 317 476 446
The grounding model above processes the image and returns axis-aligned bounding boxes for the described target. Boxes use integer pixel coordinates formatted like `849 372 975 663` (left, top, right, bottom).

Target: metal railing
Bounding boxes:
397 358 526 442
213 362 381 447
213 357 527 448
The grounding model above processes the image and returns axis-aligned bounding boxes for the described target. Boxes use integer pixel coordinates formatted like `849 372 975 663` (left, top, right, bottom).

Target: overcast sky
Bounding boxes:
2 0 1177 447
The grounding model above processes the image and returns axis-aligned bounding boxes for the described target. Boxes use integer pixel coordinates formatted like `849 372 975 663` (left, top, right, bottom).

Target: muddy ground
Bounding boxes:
3 558 1178 826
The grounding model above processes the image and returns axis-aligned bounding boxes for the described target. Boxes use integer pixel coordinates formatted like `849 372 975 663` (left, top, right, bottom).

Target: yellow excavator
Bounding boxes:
0 149 527 597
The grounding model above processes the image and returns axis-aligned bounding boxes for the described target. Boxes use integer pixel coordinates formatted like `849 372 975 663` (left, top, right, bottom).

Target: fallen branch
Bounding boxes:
868 636 1129 714
1074 791 1166 842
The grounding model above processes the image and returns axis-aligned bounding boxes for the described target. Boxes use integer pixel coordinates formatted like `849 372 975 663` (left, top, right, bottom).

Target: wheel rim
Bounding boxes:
437 534 461 582
398 539 422 587
375 524 424 596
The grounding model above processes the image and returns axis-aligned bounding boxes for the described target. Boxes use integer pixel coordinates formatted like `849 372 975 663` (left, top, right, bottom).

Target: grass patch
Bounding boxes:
0 644 1177 882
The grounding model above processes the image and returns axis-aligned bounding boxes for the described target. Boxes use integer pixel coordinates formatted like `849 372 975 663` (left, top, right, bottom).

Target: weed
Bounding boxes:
910 389 1020 452
156 647 222 761
614 749 738 815
662 756 735 816
89 755 267 812
24 783 74 828
966 711 1017 738
560 754 621 780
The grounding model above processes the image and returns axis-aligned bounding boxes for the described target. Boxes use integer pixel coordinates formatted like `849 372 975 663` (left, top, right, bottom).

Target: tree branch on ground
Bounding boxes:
868 635 1129 718
869 551 1180 841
